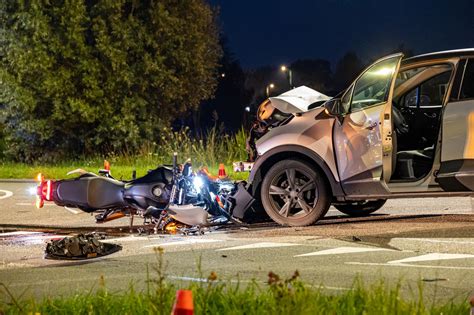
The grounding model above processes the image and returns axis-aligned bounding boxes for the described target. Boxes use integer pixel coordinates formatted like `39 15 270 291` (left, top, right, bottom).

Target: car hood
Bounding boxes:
268 86 331 114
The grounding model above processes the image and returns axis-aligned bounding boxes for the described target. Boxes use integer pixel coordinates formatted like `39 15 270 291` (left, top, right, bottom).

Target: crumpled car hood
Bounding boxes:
269 86 331 114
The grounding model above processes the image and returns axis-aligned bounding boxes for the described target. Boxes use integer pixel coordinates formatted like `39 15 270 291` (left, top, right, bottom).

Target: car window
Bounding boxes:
401 70 452 108
350 56 400 111
396 64 453 107
419 71 451 107
460 59 474 100
395 67 427 88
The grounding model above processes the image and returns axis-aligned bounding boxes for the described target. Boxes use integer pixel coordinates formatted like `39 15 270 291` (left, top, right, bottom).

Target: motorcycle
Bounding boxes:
35 153 254 233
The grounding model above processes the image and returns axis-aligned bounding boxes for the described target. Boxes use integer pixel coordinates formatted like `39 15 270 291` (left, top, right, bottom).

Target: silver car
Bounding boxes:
248 49 474 226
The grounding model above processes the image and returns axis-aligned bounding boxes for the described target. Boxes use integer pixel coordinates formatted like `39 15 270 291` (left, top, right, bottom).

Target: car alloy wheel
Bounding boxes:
261 159 330 226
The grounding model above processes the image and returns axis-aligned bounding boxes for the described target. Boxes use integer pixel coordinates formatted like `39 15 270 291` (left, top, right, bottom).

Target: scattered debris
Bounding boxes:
44 233 122 260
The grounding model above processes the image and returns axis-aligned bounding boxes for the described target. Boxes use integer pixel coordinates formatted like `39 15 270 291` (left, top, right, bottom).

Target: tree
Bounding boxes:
333 52 365 92
0 0 222 161
197 36 252 132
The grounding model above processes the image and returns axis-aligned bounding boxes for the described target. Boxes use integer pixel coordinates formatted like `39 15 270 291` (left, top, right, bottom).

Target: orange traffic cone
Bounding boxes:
218 163 227 178
104 160 110 171
171 290 194 315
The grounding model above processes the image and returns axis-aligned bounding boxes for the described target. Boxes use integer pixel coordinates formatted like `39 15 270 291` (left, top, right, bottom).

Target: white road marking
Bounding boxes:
387 253 474 264
391 238 474 245
107 236 151 242
64 207 80 214
0 231 41 237
167 275 351 291
346 261 474 270
294 246 391 257
144 239 223 248
217 242 301 251
0 190 13 200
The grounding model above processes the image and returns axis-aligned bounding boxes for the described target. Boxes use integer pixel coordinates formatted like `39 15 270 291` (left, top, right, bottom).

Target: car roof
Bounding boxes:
402 48 474 65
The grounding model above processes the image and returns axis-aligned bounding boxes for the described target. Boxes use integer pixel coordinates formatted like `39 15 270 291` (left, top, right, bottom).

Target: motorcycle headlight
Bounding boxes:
193 176 204 193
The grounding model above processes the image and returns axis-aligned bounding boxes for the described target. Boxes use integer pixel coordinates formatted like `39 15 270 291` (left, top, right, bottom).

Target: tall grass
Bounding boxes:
0 248 469 314
0 127 250 180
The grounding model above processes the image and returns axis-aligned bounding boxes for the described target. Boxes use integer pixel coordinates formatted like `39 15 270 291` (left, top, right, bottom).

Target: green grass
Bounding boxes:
0 127 251 181
0 268 468 315
0 250 470 314
0 160 250 181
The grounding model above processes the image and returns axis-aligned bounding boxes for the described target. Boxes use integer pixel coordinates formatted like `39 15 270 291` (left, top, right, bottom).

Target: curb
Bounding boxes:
0 179 36 183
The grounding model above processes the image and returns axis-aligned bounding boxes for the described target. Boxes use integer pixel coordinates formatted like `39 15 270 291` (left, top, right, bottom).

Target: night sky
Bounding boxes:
209 0 474 69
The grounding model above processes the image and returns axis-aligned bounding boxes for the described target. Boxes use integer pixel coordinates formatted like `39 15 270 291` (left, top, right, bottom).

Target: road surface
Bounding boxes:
1 181 473 302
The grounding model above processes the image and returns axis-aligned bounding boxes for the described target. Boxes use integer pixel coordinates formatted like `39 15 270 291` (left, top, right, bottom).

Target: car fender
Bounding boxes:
248 144 344 198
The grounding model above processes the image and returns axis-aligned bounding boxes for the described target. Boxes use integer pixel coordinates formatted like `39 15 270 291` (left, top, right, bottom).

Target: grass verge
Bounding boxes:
0 249 470 314
0 160 250 181
0 127 251 181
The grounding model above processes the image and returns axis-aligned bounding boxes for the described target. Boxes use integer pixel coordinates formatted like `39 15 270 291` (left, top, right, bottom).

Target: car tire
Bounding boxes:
261 159 330 226
334 199 387 217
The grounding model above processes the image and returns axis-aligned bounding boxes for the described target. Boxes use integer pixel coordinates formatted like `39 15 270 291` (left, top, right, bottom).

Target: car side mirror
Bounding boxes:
324 98 344 116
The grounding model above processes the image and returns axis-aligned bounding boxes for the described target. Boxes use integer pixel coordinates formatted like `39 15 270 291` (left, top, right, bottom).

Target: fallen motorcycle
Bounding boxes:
35 154 254 233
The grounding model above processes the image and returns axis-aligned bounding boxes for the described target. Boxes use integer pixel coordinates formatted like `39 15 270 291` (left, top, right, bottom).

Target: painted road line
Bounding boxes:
294 246 392 257
16 202 56 206
387 253 474 264
106 236 151 242
0 231 41 237
143 239 223 248
391 238 474 245
346 261 474 270
216 242 302 251
64 207 81 214
0 190 13 200
167 275 351 291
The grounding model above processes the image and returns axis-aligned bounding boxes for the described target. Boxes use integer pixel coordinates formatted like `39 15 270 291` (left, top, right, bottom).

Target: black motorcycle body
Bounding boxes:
52 167 173 213
36 160 254 229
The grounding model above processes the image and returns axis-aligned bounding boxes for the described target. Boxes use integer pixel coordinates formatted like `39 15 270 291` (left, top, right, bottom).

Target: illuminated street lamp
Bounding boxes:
280 65 293 88
266 83 275 97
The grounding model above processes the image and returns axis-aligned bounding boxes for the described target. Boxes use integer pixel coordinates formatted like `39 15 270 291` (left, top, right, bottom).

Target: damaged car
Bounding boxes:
248 49 474 226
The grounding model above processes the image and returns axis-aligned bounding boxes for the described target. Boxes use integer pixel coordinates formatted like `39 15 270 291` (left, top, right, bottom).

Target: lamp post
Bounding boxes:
280 65 293 88
266 83 275 97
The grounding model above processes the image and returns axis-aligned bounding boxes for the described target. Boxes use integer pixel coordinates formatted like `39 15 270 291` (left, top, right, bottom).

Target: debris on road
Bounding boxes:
44 233 121 260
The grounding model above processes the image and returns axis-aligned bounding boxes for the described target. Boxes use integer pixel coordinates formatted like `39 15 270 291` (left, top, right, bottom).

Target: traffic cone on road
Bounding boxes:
104 160 110 171
218 163 227 179
470 295 474 315
171 289 194 315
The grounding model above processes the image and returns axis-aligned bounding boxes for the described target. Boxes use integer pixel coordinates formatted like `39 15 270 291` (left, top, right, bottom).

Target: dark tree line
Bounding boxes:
0 0 222 162
0 0 414 161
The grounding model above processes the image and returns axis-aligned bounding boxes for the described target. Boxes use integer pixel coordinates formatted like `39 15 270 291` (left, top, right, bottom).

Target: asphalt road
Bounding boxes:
1 181 474 302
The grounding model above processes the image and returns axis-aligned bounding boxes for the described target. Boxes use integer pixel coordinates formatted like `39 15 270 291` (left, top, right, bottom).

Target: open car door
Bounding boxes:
334 53 403 197
437 58 474 191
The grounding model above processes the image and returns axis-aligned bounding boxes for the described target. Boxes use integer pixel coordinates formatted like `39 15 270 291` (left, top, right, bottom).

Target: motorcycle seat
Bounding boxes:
56 177 125 211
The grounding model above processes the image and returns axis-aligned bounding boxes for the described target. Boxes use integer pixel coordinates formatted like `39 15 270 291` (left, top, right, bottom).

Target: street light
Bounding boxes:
266 83 275 97
280 65 293 88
